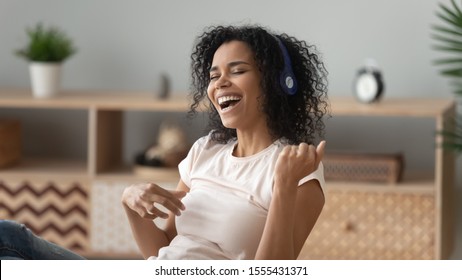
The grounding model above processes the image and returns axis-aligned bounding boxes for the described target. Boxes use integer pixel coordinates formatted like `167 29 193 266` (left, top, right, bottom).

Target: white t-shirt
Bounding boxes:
154 134 325 260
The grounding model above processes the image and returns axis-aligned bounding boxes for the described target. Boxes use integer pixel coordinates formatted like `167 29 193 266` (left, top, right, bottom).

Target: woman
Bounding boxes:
121 25 329 260
0 24 328 260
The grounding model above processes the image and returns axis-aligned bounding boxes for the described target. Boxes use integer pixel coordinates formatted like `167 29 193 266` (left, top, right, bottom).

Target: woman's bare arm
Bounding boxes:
255 142 325 259
121 180 189 259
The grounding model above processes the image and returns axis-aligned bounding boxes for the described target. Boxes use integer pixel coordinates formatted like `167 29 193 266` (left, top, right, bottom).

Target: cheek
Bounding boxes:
206 85 218 108
207 84 214 99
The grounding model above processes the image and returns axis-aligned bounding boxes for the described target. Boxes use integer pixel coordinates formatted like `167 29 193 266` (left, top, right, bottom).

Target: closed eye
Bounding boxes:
232 70 246 75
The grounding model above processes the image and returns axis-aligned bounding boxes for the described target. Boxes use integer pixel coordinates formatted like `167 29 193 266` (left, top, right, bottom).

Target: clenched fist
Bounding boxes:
274 141 326 189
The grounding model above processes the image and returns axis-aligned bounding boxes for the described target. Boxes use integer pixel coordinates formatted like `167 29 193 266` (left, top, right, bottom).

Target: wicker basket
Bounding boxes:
323 152 404 183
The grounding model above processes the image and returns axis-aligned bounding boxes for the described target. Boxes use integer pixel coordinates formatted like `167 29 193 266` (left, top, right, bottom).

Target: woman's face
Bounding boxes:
207 40 266 131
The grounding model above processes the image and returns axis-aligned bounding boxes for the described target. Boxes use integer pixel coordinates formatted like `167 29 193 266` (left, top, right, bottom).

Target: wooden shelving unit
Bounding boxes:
0 89 189 178
299 96 456 260
0 89 456 259
0 88 188 258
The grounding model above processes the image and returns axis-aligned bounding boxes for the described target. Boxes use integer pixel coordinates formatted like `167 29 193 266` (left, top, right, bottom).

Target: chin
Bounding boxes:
220 119 238 129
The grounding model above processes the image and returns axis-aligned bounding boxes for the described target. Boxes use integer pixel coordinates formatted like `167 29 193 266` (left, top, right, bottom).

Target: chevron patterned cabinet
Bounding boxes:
0 178 90 251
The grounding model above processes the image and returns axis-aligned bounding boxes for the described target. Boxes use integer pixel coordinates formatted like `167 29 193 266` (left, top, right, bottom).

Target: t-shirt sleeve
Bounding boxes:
298 162 325 191
178 135 208 187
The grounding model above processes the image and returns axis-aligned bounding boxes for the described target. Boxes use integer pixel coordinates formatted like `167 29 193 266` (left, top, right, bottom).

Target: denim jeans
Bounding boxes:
0 220 85 260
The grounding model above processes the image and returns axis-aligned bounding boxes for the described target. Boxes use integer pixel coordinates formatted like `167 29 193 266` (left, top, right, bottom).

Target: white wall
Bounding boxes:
0 0 453 96
0 0 461 258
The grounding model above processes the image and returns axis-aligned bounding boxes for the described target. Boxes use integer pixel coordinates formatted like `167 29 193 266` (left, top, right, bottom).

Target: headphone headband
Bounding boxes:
273 35 298 95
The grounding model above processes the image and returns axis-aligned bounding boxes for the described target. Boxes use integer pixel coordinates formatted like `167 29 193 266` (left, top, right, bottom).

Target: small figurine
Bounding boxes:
157 73 170 99
135 120 189 168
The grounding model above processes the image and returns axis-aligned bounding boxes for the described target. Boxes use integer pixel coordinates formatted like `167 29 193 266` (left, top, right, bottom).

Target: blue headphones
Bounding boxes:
273 35 298 95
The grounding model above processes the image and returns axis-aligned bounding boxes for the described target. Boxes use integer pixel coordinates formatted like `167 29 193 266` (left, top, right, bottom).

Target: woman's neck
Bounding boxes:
233 128 274 157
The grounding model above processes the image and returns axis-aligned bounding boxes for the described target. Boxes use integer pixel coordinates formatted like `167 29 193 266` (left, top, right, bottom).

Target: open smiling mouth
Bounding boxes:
218 96 242 111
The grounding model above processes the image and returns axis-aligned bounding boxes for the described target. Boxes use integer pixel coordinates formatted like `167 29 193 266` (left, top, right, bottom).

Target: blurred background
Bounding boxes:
0 0 460 259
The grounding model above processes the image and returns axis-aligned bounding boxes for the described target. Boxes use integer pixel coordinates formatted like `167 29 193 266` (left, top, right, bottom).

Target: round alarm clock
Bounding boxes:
353 61 384 103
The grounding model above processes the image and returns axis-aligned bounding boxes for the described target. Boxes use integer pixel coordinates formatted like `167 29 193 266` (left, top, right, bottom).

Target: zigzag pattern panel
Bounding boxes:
299 190 435 260
0 180 90 251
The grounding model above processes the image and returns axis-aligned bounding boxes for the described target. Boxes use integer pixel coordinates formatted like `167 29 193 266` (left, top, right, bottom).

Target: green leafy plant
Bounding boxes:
432 0 462 154
15 23 76 62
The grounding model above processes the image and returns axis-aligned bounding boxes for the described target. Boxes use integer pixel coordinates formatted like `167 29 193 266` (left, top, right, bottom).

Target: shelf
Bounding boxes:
1 90 454 116
0 88 190 111
326 177 434 194
330 96 454 118
0 158 88 179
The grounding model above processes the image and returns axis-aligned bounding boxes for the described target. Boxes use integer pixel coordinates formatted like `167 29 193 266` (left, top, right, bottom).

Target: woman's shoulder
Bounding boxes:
190 131 234 151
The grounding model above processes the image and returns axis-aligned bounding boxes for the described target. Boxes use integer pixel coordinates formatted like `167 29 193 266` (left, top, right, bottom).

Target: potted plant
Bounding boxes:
15 23 77 98
432 0 462 154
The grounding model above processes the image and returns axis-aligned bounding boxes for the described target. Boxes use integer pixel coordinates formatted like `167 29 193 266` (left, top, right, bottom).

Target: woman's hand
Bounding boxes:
274 141 326 189
121 182 186 220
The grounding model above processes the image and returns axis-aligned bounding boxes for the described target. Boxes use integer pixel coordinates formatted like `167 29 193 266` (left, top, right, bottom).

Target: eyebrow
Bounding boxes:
209 61 251 72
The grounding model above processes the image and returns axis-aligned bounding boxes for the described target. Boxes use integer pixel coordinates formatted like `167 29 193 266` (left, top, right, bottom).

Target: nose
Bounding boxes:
214 74 231 89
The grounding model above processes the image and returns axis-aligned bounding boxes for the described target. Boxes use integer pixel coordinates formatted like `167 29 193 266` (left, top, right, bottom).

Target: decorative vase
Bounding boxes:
29 62 62 98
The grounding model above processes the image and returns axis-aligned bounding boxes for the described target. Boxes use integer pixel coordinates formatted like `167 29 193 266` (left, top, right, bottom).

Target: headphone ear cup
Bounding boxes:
273 36 298 95
280 70 297 95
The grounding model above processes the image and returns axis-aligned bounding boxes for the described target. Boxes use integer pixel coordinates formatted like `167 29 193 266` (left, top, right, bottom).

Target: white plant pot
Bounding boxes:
29 62 62 98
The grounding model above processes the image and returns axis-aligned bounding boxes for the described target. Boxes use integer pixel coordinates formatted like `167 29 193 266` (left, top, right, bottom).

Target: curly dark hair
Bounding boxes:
189 25 329 145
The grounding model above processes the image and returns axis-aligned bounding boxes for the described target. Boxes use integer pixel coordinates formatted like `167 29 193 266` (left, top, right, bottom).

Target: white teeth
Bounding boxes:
217 95 241 105
221 105 233 112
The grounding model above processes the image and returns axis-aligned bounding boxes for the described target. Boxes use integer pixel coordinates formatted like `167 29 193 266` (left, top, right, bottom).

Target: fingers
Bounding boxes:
288 141 327 169
171 190 187 200
297 142 309 155
315 140 326 167
279 145 291 156
145 204 169 219
128 183 187 220
274 141 327 188
291 141 325 157
145 184 186 211
150 192 186 219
